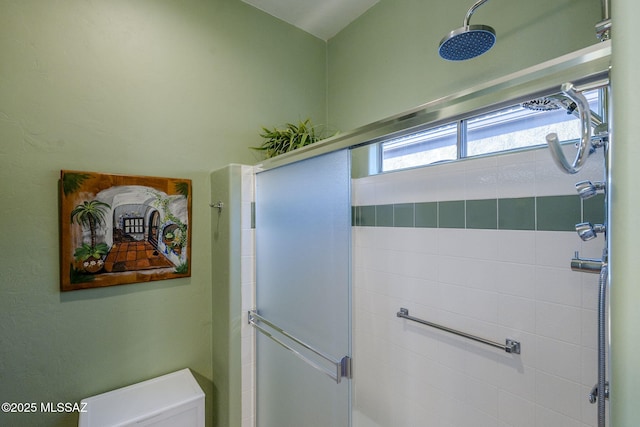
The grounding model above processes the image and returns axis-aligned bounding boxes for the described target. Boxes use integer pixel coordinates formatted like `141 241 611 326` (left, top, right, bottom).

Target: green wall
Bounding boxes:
5 0 639 426
0 1 325 426
327 0 601 131
611 0 640 425
210 165 243 427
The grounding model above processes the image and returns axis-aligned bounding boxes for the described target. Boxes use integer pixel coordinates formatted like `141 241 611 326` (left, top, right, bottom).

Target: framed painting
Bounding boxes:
59 170 192 291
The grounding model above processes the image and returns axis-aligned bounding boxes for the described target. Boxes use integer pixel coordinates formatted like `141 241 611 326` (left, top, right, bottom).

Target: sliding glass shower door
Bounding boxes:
254 149 352 427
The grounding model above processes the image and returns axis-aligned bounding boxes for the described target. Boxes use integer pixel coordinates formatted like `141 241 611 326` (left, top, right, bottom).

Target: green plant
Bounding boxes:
174 181 190 197
73 242 109 261
252 118 332 159
62 172 91 196
167 227 186 248
174 262 189 274
70 199 111 249
150 191 188 250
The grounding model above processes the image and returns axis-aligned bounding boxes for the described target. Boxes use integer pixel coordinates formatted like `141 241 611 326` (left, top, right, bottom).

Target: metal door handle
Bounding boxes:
248 310 351 383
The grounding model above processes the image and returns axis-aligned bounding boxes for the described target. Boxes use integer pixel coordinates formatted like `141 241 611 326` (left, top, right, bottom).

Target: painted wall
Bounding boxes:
610 0 640 425
327 0 602 131
0 1 325 426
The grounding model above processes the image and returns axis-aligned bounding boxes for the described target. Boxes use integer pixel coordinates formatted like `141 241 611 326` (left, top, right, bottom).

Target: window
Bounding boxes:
123 217 144 234
381 89 602 172
381 123 457 171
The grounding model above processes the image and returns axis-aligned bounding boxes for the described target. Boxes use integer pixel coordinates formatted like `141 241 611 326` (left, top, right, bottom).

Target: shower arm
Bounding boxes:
545 82 592 174
463 0 490 27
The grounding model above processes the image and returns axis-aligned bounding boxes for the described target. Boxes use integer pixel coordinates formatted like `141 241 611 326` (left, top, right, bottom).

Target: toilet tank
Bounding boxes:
78 368 205 427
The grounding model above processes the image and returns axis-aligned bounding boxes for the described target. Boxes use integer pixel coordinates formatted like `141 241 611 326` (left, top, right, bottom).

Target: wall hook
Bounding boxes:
210 201 224 213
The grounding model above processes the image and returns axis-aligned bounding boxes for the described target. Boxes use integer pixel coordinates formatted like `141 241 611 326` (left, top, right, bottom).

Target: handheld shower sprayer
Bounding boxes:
543 83 592 174
521 81 609 175
438 0 496 61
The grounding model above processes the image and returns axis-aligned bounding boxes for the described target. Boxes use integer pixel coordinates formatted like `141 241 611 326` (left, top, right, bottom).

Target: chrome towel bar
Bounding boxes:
396 308 521 354
248 310 352 383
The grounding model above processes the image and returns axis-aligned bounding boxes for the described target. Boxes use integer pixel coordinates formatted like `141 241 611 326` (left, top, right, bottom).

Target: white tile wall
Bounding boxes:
352 147 607 427
353 147 605 206
240 165 256 427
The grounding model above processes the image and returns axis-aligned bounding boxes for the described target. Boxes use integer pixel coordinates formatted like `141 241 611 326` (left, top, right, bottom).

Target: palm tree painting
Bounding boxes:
59 170 192 291
70 200 111 273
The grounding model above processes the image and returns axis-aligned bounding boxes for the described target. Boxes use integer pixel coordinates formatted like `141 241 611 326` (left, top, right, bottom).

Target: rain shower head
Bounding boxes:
439 0 496 61
438 25 496 61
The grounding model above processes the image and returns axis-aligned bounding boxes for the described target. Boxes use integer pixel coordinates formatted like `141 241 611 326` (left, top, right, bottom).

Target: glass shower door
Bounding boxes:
254 149 351 427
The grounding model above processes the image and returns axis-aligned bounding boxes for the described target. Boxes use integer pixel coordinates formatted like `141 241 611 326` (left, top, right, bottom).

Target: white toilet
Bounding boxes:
78 368 205 427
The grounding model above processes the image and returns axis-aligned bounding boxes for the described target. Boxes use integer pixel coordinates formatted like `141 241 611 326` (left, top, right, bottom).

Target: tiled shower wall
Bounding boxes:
352 147 608 427
240 165 256 427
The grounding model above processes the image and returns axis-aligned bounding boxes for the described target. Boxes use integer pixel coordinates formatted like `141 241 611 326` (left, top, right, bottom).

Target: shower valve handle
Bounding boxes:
571 251 604 273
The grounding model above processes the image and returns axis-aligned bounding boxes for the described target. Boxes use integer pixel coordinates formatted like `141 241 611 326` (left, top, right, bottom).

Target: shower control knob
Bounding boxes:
576 222 606 241
575 180 606 200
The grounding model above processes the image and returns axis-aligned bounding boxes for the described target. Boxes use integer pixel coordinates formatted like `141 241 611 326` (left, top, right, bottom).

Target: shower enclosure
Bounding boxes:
244 41 611 427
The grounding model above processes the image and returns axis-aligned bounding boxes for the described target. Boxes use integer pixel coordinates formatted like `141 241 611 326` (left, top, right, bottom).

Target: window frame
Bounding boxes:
379 88 605 174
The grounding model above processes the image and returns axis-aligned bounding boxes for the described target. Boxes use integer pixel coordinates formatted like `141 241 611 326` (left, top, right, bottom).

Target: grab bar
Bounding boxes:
396 308 521 354
248 310 352 383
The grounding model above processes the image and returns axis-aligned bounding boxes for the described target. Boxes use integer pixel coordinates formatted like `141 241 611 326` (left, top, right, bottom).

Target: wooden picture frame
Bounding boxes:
59 170 192 291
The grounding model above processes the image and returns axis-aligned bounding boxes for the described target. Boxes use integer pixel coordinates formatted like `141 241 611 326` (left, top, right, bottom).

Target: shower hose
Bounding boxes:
597 264 608 427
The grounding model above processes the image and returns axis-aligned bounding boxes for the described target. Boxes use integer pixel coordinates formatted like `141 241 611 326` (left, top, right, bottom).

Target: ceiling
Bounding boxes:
241 0 380 41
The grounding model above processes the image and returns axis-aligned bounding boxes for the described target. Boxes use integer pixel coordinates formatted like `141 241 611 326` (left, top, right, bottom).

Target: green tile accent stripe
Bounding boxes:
467 199 497 230
376 204 394 227
537 195 582 231
394 203 414 227
498 197 535 230
415 202 437 228
356 205 376 226
583 193 606 225
439 200 465 228
352 195 597 231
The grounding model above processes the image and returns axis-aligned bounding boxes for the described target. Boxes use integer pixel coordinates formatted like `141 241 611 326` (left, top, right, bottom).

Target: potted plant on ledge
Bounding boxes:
251 118 335 159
